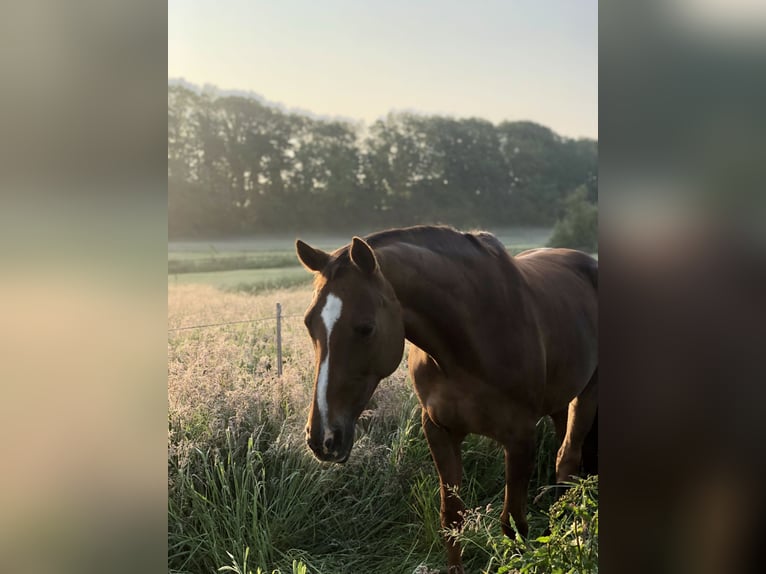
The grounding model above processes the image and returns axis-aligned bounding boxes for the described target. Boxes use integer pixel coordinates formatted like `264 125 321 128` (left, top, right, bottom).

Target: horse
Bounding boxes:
295 225 598 574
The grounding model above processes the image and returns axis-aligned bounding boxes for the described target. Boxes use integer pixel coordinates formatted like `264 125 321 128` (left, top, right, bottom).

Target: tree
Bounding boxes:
167 83 599 238
547 186 598 252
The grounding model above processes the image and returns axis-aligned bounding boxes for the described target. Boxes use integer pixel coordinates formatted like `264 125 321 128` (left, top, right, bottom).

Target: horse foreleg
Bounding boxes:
501 419 536 539
556 368 598 483
422 409 465 574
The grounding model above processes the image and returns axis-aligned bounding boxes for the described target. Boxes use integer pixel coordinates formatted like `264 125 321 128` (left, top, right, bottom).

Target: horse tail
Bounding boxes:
582 255 598 292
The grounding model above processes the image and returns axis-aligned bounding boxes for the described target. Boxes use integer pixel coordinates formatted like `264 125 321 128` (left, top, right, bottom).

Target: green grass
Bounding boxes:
169 397 445 574
168 390 572 574
453 476 599 573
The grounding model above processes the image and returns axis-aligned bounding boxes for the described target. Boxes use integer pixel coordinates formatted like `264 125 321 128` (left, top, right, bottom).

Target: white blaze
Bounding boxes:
317 293 343 439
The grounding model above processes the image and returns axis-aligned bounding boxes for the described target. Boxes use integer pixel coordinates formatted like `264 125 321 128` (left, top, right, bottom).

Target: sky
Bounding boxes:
168 0 597 139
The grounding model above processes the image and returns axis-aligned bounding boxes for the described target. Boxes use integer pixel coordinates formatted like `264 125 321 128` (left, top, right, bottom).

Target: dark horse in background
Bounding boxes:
296 226 598 574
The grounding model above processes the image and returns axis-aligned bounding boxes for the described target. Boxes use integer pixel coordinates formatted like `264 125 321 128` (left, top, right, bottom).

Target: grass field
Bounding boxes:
168 228 598 574
168 227 553 282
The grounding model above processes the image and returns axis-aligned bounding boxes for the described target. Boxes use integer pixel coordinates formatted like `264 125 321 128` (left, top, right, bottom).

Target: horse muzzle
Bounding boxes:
305 423 352 463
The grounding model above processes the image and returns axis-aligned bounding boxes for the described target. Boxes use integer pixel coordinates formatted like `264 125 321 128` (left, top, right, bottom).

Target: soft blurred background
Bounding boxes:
0 1 166 574
600 1 766 574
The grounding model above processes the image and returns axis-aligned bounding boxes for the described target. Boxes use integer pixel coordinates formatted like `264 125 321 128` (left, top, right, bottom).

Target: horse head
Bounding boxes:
296 236 405 463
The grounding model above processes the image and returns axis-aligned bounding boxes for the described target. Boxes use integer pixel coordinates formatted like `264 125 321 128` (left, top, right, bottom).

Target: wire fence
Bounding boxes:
167 313 303 332
168 303 303 376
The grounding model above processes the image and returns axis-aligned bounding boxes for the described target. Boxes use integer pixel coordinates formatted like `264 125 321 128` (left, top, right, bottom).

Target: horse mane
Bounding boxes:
366 225 506 257
320 225 509 281
339 227 597 292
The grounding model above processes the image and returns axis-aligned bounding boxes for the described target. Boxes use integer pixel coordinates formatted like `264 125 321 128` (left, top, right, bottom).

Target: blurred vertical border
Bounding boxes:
601 1 766 573
0 1 167 573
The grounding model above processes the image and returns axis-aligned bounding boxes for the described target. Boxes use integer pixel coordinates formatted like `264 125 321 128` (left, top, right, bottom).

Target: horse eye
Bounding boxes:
354 323 375 338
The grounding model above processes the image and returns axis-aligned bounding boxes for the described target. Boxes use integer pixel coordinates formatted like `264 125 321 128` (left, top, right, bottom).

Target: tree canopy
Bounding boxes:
168 85 597 238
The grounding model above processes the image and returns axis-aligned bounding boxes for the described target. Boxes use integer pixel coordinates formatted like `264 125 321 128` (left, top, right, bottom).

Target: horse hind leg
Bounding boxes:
581 407 598 475
551 405 597 477
556 368 598 483
550 408 568 445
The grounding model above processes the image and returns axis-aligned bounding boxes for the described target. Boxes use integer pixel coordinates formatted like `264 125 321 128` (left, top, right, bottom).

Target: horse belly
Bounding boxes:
540 323 597 415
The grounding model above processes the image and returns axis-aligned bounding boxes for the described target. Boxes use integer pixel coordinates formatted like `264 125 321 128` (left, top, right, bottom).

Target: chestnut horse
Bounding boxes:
296 226 597 574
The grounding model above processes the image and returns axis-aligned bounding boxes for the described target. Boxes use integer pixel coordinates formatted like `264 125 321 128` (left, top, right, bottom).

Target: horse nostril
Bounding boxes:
323 428 343 453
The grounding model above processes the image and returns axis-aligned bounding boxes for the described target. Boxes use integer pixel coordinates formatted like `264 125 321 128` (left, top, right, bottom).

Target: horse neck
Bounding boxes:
375 243 486 371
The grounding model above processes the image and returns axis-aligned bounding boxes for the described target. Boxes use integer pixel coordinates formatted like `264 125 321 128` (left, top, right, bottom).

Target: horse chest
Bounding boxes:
409 346 513 435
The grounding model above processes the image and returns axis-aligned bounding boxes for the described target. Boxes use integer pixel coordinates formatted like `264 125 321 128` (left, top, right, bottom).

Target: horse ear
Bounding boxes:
350 237 378 275
296 239 330 272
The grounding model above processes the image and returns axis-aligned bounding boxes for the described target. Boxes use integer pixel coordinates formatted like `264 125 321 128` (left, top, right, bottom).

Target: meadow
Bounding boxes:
167 228 557 294
168 228 598 574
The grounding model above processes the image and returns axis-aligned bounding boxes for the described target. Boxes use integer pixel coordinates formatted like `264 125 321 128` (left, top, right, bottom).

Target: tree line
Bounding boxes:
168 84 597 238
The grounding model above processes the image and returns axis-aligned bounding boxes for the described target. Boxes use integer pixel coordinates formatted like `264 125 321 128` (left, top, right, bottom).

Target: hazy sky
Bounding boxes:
169 0 597 139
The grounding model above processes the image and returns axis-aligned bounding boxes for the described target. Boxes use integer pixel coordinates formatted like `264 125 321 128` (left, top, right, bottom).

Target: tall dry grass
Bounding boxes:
168 284 443 573
168 284 415 462
169 285 314 461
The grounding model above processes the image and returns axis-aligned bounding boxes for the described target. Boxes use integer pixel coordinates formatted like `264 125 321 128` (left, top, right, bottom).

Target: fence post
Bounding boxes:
276 302 283 377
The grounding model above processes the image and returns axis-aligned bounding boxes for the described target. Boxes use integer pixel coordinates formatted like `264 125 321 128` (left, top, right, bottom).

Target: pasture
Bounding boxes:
168 228 598 574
